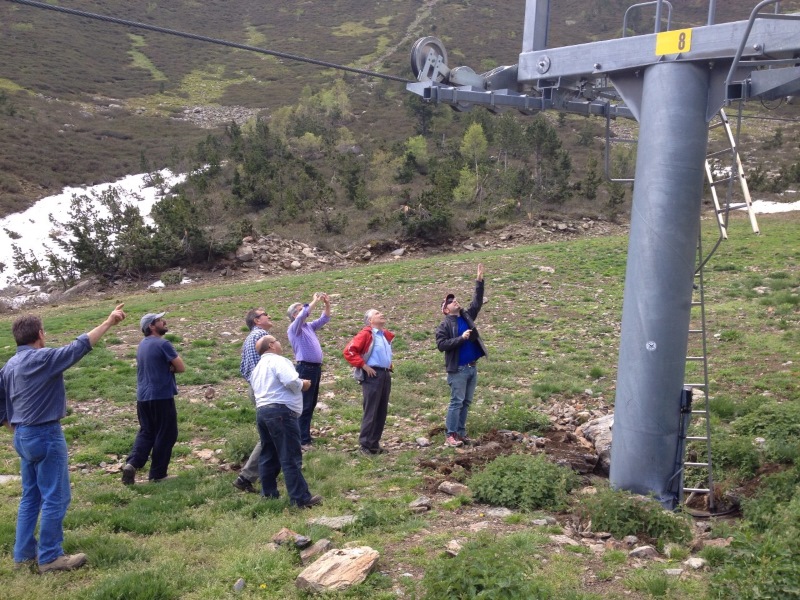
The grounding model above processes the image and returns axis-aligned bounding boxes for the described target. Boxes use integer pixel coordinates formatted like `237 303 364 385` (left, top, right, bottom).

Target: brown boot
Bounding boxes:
39 553 87 574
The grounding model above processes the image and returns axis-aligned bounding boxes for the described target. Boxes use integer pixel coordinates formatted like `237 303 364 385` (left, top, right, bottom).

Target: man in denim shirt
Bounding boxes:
232 307 273 494
0 304 125 573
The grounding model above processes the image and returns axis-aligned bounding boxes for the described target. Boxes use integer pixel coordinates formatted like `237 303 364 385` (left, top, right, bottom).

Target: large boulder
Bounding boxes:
577 414 614 475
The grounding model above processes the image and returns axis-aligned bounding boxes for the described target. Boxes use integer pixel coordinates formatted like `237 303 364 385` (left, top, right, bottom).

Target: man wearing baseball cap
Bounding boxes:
121 311 185 485
435 264 488 447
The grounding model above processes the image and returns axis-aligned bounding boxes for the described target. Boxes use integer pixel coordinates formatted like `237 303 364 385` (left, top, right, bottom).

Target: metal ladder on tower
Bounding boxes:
680 231 716 513
678 107 762 513
704 108 760 239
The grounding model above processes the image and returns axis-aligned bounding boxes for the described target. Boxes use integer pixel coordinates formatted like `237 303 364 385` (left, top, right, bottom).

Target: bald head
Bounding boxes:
257 335 281 355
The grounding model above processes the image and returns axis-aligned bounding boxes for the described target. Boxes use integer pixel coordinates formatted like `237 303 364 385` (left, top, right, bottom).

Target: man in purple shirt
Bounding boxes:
0 304 126 574
286 292 331 450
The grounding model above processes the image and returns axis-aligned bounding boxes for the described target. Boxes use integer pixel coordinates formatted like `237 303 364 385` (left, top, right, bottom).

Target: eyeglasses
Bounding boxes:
256 313 268 319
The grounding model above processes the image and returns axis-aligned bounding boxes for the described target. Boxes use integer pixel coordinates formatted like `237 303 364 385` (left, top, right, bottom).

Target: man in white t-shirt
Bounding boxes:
250 335 322 508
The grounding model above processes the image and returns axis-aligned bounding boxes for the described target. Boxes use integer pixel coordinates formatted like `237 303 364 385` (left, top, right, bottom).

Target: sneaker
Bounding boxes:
445 434 463 447
121 463 136 485
297 494 323 509
458 434 474 446
301 443 313 452
39 553 87 574
232 476 257 494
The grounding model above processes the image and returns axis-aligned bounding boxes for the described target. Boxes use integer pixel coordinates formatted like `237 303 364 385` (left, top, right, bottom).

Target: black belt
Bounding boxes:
297 361 322 367
368 366 391 371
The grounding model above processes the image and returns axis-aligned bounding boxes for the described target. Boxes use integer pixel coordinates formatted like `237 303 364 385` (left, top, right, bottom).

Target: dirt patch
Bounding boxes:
417 427 602 495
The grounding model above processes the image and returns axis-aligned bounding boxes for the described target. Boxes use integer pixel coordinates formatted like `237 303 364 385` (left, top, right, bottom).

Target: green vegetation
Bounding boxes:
421 532 555 600
576 487 693 546
470 454 578 511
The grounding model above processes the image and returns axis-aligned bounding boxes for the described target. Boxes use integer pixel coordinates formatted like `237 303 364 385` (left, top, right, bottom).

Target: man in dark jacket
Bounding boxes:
435 264 488 447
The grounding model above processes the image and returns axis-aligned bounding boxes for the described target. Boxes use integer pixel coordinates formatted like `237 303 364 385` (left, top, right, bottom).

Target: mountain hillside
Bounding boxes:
1 0 799 218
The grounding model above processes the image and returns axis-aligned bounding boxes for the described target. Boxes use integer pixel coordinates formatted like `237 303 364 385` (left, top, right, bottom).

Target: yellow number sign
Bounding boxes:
655 28 692 55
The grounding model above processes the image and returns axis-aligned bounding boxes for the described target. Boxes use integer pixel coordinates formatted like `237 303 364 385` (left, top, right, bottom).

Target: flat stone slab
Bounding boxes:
308 515 357 530
296 546 379 592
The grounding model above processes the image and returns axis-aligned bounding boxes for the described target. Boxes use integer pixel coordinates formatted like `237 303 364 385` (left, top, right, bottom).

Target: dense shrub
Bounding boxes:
469 454 578 511
576 488 692 545
422 533 554 600
160 270 182 286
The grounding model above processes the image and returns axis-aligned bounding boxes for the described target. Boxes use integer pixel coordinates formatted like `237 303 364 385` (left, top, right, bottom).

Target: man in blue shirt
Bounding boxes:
435 264 488 448
0 303 126 573
121 312 185 485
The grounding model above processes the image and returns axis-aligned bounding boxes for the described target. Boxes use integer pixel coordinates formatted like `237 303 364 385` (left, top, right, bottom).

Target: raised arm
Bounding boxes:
87 303 126 347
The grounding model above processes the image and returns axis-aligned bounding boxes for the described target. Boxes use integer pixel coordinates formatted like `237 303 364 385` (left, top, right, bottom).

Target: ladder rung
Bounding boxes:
688 329 703 333
691 410 709 415
708 121 727 130
707 148 732 157
719 203 749 211
686 436 708 441
691 301 702 306
683 487 711 493
685 384 707 388
685 462 710 467
709 177 733 187
686 357 705 361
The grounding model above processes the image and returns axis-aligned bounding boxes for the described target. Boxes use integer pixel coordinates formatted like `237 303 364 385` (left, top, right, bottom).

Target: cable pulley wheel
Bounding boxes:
410 36 448 81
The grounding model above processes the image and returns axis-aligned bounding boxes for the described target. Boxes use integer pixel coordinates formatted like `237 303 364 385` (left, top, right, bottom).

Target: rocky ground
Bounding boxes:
67 379 728 597
0 216 629 309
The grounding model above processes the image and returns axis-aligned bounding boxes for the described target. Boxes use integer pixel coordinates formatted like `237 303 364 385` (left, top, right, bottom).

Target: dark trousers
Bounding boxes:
296 362 322 446
127 398 178 480
359 369 391 451
256 403 312 505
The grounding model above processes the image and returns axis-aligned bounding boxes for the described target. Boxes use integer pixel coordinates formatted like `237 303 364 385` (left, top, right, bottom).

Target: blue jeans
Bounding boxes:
446 364 478 437
295 362 322 446
256 404 313 506
13 422 71 565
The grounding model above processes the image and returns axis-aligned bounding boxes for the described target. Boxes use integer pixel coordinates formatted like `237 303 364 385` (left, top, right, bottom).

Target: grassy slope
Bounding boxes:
0 212 796 598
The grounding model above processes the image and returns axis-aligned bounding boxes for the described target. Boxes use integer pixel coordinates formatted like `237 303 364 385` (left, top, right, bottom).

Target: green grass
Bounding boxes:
0 213 797 597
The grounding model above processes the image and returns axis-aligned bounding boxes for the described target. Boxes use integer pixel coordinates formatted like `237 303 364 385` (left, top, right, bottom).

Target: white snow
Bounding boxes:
0 170 186 290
